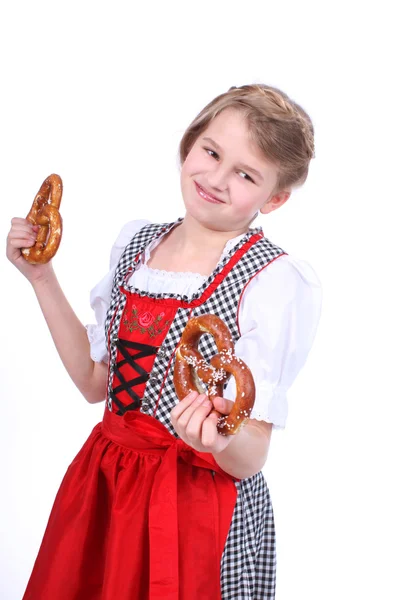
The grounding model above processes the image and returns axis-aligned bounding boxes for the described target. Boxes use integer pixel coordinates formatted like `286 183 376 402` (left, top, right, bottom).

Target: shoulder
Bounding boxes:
112 218 153 250
109 219 152 269
246 252 321 298
238 253 322 332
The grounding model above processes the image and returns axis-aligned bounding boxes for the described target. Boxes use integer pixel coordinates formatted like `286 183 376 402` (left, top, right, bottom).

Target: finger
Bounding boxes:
212 396 235 415
9 228 37 241
200 411 220 447
8 227 37 243
174 393 210 429
8 237 37 249
11 217 33 226
9 224 37 237
171 390 201 422
184 398 214 440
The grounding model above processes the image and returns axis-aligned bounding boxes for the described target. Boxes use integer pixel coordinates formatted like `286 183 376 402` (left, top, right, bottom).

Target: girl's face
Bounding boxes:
180 108 290 233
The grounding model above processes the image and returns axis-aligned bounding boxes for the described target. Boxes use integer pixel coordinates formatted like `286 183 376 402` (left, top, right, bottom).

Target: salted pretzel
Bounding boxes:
173 314 255 435
21 174 63 264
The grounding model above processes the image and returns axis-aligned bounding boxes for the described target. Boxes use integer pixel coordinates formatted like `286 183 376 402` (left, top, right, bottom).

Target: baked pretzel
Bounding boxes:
173 314 255 435
21 174 63 264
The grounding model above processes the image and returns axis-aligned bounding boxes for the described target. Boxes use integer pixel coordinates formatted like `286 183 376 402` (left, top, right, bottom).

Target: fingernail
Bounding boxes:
202 399 212 408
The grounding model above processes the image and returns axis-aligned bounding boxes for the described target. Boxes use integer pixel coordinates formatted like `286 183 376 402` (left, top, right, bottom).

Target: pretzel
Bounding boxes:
21 174 63 264
173 314 255 435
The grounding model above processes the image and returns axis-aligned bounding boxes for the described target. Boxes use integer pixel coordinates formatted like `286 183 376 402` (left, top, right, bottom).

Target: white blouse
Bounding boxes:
86 219 322 429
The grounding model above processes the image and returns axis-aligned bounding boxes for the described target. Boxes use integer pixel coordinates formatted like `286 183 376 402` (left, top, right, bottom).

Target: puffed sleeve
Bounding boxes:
223 255 322 429
85 219 151 363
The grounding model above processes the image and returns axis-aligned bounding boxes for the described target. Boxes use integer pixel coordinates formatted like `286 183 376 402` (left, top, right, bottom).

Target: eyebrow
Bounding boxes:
202 136 264 181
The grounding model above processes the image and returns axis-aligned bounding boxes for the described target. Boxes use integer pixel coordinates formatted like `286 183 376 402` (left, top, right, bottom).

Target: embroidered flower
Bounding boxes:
123 306 171 338
139 311 155 327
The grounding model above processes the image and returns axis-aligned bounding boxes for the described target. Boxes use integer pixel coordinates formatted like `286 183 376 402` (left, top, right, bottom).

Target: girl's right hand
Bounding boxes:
6 217 54 284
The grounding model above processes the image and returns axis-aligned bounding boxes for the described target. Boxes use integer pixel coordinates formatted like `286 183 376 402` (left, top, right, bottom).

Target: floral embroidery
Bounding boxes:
123 304 170 338
139 311 155 328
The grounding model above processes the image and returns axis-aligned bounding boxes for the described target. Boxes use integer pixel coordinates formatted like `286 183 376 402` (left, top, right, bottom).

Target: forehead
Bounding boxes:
203 108 250 141
201 109 266 162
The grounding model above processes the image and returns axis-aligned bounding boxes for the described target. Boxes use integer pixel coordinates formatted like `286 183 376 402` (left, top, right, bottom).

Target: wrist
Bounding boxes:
31 266 57 291
212 425 268 479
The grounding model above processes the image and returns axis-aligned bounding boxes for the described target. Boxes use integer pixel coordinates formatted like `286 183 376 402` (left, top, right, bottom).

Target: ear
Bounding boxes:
260 190 291 215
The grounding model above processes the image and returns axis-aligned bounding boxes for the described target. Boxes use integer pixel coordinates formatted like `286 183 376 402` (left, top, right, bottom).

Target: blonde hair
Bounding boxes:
179 83 315 194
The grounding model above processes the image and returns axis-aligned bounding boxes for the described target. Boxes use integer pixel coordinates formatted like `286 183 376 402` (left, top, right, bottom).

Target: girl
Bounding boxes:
7 84 322 600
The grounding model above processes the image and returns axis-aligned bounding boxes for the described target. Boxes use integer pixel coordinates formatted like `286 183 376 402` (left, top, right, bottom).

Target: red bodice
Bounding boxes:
109 289 180 415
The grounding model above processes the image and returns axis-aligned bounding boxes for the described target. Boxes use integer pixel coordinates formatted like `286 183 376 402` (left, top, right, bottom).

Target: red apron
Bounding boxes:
23 290 238 600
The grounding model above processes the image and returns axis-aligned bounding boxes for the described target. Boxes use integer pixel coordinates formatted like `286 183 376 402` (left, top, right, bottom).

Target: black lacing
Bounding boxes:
110 338 159 415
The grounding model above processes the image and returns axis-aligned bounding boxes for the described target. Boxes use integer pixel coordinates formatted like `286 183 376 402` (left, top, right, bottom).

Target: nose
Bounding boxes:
206 163 229 192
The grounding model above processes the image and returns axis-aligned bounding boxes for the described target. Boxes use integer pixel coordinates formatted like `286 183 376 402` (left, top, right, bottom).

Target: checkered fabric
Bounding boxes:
103 218 284 599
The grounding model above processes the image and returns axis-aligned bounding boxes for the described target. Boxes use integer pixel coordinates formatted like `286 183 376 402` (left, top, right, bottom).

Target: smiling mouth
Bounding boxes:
194 182 225 204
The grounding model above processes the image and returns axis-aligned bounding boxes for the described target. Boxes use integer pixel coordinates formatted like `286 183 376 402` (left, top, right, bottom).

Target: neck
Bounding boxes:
172 214 252 257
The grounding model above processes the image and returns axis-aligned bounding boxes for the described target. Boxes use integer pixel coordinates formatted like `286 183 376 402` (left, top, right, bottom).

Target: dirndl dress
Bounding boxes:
22 219 284 599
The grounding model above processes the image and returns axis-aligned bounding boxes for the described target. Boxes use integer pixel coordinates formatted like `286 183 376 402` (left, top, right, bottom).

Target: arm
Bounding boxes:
6 217 107 404
213 256 322 476
171 255 322 479
32 269 108 404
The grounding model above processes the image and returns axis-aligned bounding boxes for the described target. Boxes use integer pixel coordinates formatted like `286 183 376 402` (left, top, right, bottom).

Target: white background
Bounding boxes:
1 1 399 598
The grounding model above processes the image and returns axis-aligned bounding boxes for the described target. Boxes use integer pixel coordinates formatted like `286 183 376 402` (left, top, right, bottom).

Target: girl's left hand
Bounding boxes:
170 390 235 454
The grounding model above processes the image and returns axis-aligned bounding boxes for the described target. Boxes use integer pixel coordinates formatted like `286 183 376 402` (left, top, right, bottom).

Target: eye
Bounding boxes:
204 147 219 159
238 171 255 184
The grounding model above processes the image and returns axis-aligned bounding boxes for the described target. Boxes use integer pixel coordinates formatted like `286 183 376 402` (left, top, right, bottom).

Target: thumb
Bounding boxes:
212 396 234 415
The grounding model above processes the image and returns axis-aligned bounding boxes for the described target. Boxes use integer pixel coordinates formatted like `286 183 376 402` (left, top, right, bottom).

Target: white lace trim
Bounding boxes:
249 410 285 430
85 323 100 343
245 381 288 430
86 324 108 363
139 262 209 281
